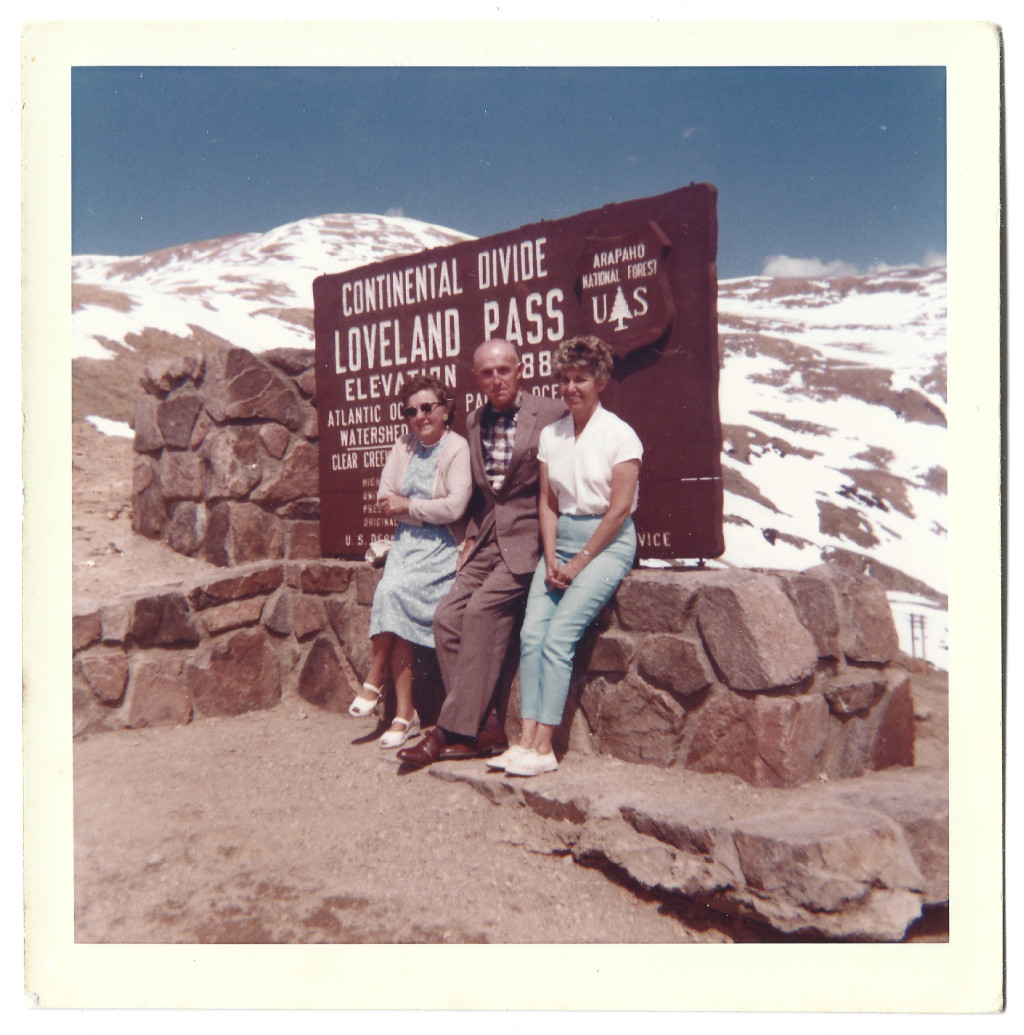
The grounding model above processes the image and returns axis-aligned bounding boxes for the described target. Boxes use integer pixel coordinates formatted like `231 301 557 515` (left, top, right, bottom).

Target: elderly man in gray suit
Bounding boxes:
398 339 567 768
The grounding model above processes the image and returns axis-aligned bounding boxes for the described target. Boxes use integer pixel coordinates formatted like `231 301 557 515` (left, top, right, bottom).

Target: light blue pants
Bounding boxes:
518 514 636 727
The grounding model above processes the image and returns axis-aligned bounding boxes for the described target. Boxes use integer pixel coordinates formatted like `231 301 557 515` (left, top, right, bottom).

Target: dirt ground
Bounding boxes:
71 422 949 944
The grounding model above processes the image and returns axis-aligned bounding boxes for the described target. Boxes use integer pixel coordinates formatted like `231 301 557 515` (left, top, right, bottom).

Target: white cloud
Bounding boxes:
760 255 860 277
760 252 947 278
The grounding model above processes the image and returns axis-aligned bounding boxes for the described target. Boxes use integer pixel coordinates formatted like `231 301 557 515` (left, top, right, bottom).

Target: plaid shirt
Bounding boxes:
480 394 521 492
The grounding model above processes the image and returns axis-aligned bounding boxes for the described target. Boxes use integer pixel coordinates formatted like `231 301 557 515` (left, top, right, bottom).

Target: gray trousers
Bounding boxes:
433 532 532 738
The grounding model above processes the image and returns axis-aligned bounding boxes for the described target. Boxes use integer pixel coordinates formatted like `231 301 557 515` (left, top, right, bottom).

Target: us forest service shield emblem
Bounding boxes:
577 221 675 357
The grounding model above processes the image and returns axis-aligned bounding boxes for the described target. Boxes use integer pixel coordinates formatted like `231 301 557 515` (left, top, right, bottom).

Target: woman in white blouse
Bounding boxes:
490 336 643 776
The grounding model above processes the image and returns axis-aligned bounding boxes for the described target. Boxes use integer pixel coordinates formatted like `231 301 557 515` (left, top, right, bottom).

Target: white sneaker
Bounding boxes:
505 748 559 777
380 712 420 749
486 744 530 770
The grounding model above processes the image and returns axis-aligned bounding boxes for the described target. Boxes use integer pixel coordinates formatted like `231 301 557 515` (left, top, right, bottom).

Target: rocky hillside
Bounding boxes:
71 213 947 666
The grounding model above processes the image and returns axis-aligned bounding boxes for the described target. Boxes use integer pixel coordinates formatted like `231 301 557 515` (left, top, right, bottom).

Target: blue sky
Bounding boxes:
72 65 946 279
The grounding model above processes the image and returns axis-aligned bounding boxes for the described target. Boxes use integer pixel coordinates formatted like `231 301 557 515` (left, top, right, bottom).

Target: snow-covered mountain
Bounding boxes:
72 212 948 666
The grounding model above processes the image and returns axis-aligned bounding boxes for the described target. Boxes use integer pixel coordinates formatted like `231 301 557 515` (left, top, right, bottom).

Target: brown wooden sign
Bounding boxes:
313 183 723 561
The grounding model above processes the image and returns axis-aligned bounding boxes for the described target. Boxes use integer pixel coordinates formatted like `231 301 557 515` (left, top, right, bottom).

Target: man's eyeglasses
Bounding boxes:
402 402 443 419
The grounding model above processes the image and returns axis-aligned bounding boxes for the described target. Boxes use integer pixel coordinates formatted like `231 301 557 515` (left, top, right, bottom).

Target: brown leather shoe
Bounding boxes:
396 726 448 768
439 716 509 760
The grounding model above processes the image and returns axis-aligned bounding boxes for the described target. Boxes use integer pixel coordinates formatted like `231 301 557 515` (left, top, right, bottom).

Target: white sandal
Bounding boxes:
380 712 421 749
348 681 383 717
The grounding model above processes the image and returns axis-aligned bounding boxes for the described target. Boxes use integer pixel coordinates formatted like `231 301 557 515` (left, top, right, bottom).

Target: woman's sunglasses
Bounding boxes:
402 402 443 419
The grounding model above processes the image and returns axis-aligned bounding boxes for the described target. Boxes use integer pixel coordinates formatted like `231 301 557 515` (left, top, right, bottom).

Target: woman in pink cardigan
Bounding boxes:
347 374 472 749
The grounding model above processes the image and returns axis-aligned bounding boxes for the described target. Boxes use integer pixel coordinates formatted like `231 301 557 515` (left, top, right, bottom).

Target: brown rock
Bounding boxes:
300 561 354 595
355 566 384 606
127 656 193 728
99 602 130 643
159 451 205 501
780 569 841 658
637 633 714 698
324 596 347 644
595 676 687 767
251 440 319 506
132 395 164 453
613 571 702 632
165 501 207 556
832 769 948 904
277 498 321 520
73 611 102 652
729 807 924 939
258 422 292 460
340 603 373 679
201 425 263 499
587 632 634 681
131 456 167 538
130 592 200 647
73 673 98 737
870 674 915 770
696 575 818 690
80 650 129 704
141 354 203 395
750 693 829 787
295 369 316 399
819 564 900 664
262 589 293 636
685 687 756 784
187 627 281 717
286 520 322 560
822 672 887 715
187 563 285 610
292 595 327 640
156 391 204 449
189 408 214 449
204 501 284 567
201 597 266 636
204 347 303 430
296 634 353 713
263 347 315 375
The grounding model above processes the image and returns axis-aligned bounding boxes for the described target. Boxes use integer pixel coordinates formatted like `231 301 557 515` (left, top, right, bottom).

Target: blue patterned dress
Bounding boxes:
368 437 459 647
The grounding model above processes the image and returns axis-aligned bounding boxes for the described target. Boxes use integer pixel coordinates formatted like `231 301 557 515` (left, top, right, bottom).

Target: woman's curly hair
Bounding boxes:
552 336 615 382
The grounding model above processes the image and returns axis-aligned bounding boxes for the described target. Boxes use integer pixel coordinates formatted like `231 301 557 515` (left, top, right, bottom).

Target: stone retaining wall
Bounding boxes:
73 554 911 789
131 347 321 565
100 344 915 787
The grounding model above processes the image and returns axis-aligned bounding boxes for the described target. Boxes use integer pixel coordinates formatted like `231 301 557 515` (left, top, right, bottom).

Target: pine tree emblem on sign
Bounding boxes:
576 220 675 357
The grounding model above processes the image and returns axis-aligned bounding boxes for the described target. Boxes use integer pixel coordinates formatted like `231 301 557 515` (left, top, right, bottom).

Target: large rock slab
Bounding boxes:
203 348 304 430
156 391 204 449
696 575 818 690
186 627 282 717
779 568 842 658
587 676 687 767
204 501 284 567
127 655 193 728
434 753 942 941
637 633 714 698
613 570 701 632
200 426 263 499
819 564 900 664
685 687 829 787
130 592 200 647
725 807 925 939
296 634 354 713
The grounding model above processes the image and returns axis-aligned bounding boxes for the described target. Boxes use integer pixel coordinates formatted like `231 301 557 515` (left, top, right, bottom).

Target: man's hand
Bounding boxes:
456 538 476 570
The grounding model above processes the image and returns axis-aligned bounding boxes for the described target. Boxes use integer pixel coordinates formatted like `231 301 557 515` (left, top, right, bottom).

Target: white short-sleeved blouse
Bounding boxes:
538 405 643 515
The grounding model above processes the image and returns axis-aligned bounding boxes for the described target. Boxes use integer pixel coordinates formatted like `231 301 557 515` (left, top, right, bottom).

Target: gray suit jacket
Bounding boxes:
463 391 567 576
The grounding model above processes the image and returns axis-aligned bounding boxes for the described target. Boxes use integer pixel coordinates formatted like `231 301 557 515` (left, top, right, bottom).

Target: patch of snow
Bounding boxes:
85 415 133 438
